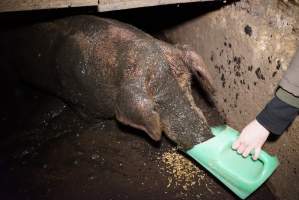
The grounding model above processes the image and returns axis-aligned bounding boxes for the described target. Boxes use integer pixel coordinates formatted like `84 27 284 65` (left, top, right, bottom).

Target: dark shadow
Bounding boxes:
0 6 98 28
0 1 239 33
267 133 281 142
98 1 235 34
191 74 216 107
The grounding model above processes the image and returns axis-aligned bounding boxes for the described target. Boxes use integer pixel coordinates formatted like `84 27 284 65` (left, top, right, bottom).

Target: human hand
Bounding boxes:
232 119 270 160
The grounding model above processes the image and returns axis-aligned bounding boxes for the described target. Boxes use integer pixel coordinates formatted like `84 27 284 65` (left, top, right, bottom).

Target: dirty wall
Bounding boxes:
162 0 299 199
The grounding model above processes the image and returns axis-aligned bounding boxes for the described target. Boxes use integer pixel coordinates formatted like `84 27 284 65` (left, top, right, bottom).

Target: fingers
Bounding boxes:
231 119 269 160
233 143 261 160
237 143 246 154
232 139 241 150
242 145 253 157
253 147 261 160
232 139 246 155
232 137 255 158
232 138 247 155
234 144 261 160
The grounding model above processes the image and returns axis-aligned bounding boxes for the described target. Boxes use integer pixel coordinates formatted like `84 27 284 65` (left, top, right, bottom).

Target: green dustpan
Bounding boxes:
186 125 279 199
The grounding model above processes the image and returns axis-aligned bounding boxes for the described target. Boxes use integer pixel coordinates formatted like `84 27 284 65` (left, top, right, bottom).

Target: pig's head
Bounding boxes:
151 43 215 150
115 41 215 150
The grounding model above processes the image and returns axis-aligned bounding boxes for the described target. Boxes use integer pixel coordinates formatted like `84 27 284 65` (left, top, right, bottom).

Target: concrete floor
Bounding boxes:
0 83 276 200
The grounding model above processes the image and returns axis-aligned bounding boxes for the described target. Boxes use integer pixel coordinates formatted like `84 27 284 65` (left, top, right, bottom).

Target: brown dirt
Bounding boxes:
0 80 276 200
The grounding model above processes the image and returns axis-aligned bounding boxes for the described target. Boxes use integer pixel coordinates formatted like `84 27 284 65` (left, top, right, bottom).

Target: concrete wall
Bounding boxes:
163 0 299 199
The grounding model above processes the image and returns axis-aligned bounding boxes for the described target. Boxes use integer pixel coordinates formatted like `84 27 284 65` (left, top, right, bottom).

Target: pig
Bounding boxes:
0 15 215 150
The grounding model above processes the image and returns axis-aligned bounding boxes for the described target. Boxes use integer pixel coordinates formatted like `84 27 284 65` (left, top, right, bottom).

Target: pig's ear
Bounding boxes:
115 87 162 141
179 45 215 95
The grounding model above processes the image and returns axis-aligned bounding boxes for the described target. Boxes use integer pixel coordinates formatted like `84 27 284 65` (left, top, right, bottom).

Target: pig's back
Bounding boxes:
0 15 159 119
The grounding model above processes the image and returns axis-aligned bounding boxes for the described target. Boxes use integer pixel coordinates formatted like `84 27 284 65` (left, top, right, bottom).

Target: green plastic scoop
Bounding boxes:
186 125 279 199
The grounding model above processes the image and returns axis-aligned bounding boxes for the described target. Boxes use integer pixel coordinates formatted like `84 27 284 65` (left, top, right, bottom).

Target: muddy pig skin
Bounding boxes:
1 15 215 150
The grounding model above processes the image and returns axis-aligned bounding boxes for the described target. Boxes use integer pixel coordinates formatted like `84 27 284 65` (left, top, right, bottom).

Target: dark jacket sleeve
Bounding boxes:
256 91 299 135
257 48 299 135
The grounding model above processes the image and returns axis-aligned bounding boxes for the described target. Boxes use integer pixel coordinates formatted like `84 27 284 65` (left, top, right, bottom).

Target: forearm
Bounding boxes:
257 49 299 135
256 88 299 135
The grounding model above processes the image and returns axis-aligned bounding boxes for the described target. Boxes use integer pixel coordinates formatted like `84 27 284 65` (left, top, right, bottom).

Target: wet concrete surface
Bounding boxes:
0 82 276 200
